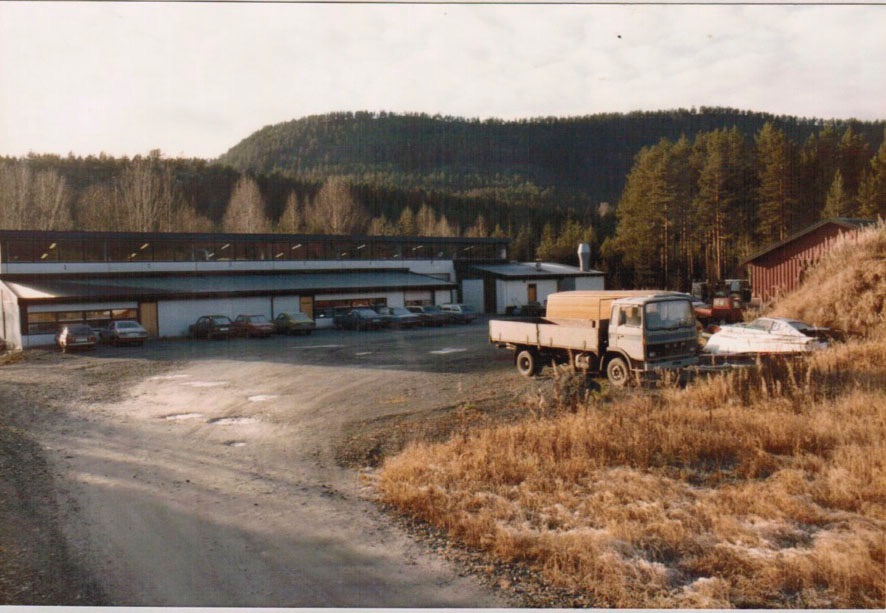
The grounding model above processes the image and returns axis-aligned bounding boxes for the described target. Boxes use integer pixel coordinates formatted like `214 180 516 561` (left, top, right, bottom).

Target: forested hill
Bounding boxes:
218 108 883 207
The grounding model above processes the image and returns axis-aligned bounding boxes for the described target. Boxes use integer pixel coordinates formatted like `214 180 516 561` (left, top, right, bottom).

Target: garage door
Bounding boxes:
461 279 484 313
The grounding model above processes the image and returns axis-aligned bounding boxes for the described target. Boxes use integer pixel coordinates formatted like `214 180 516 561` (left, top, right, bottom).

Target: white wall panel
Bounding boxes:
574 276 605 291
271 295 303 316
158 297 271 337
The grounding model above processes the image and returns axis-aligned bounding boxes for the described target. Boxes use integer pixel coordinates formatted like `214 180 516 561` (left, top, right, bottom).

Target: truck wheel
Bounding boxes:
606 357 631 387
516 350 539 377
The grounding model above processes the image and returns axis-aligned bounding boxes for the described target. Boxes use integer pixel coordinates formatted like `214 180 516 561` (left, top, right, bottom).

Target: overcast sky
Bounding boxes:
1 2 883 160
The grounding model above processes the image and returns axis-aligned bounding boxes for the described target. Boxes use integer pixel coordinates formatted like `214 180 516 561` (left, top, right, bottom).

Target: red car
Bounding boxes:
232 314 275 338
56 324 97 352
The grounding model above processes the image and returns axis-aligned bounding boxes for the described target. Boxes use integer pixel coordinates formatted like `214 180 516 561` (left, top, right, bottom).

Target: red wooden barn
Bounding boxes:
743 218 874 305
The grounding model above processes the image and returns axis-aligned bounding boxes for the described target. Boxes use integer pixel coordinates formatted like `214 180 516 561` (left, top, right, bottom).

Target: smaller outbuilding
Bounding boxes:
460 260 604 314
743 218 874 305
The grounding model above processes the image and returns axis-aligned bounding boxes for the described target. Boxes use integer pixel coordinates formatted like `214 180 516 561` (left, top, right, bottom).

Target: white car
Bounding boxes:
703 317 830 356
101 320 149 346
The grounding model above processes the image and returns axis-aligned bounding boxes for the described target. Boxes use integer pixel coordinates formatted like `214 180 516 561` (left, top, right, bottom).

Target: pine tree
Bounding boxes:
856 129 886 219
821 170 853 219
755 122 798 244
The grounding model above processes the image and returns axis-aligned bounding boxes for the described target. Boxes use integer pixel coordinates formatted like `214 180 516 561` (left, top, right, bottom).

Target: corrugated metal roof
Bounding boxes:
743 218 875 264
6 270 454 302
471 262 603 278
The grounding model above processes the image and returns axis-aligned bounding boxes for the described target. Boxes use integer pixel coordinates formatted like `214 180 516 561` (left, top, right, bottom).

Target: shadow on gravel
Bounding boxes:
0 422 106 605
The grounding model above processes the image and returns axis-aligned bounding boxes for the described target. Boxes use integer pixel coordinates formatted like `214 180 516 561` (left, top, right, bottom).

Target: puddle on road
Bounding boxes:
207 416 258 426
290 344 345 350
162 413 205 421
354 352 373 356
247 394 278 402
182 381 228 388
224 440 247 447
149 374 191 380
429 347 467 355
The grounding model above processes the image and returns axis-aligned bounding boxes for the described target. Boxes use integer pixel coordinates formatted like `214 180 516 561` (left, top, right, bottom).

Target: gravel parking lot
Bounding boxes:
2 322 537 606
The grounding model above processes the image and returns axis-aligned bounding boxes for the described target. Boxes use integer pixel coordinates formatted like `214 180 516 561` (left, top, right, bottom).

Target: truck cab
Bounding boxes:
603 295 698 385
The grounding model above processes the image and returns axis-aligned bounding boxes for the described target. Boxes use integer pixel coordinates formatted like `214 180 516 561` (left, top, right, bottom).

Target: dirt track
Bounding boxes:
1 325 532 606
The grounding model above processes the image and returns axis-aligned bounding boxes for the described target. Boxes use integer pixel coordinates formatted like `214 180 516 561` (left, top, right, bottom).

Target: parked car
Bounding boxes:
439 303 479 324
375 306 422 329
101 320 148 346
232 314 275 338
56 323 97 352
274 312 315 335
189 315 235 340
335 308 386 331
702 317 831 356
407 305 452 326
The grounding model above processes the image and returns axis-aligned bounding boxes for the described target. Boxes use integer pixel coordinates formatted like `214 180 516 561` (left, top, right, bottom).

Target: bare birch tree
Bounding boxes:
276 190 305 233
222 176 271 233
305 177 368 235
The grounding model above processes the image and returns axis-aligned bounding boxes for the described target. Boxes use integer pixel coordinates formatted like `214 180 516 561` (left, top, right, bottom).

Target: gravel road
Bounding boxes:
1 324 527 606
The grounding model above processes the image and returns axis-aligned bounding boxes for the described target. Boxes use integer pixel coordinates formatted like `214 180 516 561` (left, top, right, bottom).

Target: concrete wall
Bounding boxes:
574 276 605 291
496 279 558 314
0 282 21 350
158 297 271 337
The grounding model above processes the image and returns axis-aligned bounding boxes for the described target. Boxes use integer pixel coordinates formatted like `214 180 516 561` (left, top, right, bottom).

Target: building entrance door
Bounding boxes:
299 296 314 319
139 302 159 337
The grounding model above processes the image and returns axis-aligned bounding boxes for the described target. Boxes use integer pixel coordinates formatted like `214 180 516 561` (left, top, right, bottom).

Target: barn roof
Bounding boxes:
743 218 875 265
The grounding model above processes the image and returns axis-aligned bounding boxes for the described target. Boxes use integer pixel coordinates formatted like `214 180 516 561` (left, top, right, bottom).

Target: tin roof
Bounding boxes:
5 270 454 302
743 218 875 265
471 262 603 279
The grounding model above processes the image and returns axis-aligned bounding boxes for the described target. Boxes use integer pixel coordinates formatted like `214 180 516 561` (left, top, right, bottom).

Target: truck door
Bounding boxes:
610 304 644 363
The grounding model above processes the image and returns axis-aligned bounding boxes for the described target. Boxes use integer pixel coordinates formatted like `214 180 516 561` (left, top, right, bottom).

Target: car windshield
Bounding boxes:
644 300 694 330
355 309 378 316
249 315 268 323
291 313 312 321
390 307 411 315
211 316 233 325
68 324 92 334
423 305 442 313
117 321 140 329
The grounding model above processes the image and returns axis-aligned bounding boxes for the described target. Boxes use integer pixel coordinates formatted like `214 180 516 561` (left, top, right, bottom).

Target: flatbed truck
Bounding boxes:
489 290 699 386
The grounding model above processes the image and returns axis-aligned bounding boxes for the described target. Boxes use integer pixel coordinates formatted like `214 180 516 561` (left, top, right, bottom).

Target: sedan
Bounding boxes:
407 305 452 326
335 308 386 331
375 306 421 329
189 315 235 340
439 303 480 324
232 314 275 338
274 312 316 336
56 324 97 352
101 320 148 346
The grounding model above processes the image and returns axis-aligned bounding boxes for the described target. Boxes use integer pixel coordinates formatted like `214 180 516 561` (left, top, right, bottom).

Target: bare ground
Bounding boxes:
0 328 579 607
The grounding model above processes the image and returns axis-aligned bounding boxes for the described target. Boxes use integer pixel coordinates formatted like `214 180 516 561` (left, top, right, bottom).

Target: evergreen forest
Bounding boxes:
1 108 884 290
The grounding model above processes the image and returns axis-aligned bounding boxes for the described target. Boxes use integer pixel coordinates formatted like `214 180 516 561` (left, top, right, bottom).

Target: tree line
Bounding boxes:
603 123 886 289
1 114 884 291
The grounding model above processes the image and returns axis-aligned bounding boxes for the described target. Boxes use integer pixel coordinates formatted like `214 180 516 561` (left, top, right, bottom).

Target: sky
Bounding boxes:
1 1 884 160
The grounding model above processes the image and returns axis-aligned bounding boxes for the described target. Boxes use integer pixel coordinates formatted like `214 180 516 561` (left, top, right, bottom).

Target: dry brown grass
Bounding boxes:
379 224 886 608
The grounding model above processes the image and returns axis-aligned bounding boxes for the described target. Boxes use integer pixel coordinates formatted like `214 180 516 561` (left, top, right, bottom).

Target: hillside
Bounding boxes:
218 109 884 208
378 223 886 608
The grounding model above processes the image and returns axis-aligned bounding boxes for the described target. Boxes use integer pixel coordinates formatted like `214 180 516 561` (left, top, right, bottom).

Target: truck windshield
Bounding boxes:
644 300 694 330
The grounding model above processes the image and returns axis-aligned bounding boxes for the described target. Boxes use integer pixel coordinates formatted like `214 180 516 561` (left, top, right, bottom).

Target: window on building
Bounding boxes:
4 239 34 262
